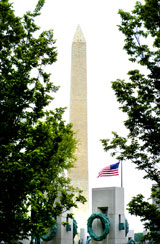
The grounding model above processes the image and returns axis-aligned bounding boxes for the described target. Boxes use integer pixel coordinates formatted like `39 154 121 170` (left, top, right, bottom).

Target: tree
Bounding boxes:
0 0 86 243
101 0 160 242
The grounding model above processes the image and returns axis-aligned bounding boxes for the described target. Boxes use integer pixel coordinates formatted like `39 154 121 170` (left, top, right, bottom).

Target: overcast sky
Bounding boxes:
12 0 152 233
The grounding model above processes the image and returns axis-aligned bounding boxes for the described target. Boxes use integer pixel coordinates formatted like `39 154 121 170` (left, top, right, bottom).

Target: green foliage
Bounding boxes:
134 232 144 242
128 194 160 234
34 0 45 15
101 0 160 242
0 1 86 243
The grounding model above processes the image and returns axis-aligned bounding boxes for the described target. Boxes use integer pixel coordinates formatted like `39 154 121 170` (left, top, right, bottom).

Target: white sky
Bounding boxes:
12 0 153 233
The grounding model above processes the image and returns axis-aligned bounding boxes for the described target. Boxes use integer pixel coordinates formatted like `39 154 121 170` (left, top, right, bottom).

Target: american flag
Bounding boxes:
97 162 120 177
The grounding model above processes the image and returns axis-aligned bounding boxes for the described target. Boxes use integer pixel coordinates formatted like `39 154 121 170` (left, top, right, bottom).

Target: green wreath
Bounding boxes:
73 219 78 239
125 219 129 237
41 220 57 242
128 239 135 244
87 213 110 241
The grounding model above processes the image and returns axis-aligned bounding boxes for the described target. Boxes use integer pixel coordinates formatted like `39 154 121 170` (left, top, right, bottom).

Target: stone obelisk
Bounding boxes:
69 25 89 231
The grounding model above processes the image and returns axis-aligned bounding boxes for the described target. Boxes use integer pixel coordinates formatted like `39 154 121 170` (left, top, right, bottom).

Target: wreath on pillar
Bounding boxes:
41 219 57 242
87 213 110 241
73 219 78 239
125 219 129 237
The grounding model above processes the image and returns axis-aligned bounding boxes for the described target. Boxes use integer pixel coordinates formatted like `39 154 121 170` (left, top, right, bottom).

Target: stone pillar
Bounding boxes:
80 228 87 244
92 187 127 244
42 215 73 244
68 25 89 232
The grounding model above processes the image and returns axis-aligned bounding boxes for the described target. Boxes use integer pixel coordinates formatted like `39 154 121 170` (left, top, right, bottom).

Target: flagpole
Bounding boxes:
121 161 123 188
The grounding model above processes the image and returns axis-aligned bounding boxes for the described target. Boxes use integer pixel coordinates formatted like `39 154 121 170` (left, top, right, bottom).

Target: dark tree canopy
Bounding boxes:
101 0 160 242
0 0 86 243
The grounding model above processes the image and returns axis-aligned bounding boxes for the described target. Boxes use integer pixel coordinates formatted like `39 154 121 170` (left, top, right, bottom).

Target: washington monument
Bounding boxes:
69 25 89 230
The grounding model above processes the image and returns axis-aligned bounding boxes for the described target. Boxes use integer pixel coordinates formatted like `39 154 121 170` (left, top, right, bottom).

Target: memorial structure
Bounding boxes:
68 25 89 233
22 26 129 244
90 187 127 244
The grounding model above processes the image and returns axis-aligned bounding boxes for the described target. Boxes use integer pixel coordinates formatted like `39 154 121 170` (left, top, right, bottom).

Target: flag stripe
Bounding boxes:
98 170 119 177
